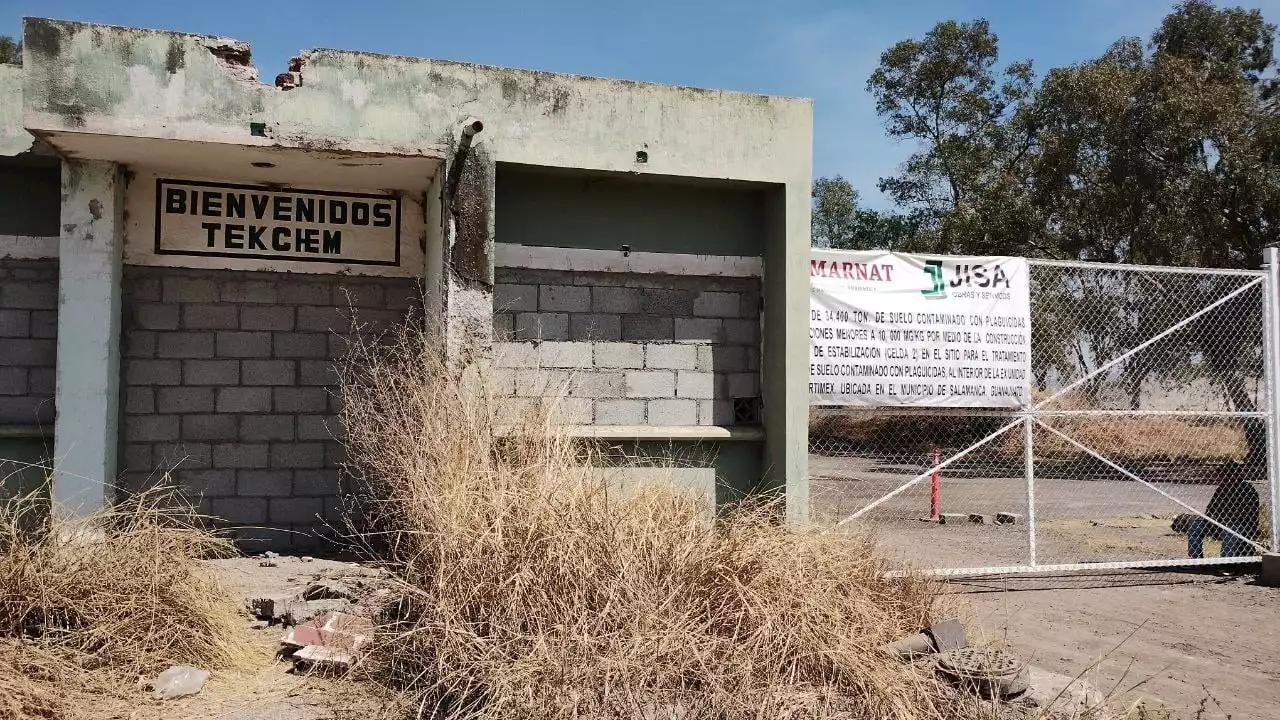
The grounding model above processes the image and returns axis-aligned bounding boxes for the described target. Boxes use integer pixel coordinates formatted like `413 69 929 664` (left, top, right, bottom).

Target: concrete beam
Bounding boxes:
53 160 123 516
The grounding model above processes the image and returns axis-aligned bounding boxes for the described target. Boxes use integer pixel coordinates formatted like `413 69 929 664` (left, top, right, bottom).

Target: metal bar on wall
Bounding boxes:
1023 414 1037 567
1264 247 1280 551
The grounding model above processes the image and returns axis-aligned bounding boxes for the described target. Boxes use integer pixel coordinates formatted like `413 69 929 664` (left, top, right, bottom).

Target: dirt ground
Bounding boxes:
965 572 1280 720
91 555 393 720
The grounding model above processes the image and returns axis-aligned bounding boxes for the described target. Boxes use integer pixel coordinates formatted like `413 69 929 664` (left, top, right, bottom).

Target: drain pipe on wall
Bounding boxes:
445 117 485 208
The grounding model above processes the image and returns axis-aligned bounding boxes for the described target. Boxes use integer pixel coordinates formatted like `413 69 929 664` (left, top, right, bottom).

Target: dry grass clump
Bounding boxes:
0 488 253 717
337 322 971 720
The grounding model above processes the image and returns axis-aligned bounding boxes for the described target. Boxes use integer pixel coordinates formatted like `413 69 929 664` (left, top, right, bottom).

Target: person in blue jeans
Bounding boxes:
1180 465 1260 559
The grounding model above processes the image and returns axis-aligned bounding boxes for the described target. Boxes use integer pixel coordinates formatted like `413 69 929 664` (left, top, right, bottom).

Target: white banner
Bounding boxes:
810 250 1032 408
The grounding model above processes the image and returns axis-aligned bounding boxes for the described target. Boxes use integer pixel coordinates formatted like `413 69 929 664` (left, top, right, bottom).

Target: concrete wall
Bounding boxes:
21 19 810 183
0 259 58 426
0 64 31 156
117 266 418 550
493 267 760 427
17 16 813 522
496 166 769 256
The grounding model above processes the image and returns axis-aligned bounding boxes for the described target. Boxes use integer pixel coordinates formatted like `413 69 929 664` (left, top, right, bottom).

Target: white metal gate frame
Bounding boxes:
831 252 1280 577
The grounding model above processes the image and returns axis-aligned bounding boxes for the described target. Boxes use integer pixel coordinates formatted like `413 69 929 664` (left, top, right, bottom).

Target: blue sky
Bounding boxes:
4 0 1280 208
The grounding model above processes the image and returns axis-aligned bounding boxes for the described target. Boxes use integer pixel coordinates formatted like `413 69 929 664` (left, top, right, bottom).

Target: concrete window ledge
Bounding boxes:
554 425 764 441
0 425 51 439
492 425 764 441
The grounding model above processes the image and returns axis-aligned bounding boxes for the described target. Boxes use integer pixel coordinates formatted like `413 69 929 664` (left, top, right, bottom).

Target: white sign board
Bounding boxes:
810 250 1032 408
154 179 401 266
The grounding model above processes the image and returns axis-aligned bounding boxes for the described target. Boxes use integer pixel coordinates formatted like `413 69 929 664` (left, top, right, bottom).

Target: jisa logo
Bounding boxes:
921 260 1011 298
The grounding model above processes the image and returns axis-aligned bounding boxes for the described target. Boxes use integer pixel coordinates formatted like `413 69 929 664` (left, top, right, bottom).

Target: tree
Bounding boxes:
811 175 921 250
0 36 20 65
867 19 1043 255
811 176 859 248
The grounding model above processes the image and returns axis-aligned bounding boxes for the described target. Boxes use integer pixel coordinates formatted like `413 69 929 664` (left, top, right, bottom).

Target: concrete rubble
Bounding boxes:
879 620 1107 716
245 560 395 675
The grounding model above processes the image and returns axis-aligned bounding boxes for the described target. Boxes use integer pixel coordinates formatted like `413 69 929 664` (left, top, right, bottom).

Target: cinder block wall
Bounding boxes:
118 266 418 549
492 267 761 426
0 259 58 426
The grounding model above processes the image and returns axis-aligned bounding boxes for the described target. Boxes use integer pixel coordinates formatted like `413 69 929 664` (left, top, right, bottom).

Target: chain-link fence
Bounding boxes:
810 257 1278 576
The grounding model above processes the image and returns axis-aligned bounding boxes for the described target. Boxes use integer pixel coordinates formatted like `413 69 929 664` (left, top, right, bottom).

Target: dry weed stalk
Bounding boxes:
337 320 975 720
0 488 253 718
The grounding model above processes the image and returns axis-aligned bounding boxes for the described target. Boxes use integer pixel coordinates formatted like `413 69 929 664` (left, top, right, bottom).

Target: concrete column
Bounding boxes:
443 146 495 361
53 160 123 516
763 184 810 524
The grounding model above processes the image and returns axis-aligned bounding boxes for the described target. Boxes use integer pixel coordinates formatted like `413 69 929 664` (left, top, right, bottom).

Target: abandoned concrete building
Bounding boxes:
0 17 813 549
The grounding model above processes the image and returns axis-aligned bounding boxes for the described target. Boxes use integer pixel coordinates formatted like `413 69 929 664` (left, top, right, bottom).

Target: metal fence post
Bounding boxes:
1024 413 1037 566
1263 247 1280 551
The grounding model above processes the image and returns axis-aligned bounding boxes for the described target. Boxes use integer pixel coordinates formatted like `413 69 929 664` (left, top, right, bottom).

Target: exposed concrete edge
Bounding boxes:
0 425 52 439
27 126 452 164
495 243 762 277
555 425 763 441
1 235 59 259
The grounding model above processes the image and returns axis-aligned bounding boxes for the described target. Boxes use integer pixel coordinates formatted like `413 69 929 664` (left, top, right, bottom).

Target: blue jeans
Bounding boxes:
1187 517 1254 559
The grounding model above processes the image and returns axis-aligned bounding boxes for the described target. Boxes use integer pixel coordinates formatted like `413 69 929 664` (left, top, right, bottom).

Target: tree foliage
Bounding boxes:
815 1 1280 457
810 175 920 250
0 36 20 66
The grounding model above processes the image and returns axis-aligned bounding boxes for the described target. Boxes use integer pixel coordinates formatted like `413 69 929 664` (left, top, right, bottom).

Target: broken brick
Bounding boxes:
291 645 353 674
280 611 374 653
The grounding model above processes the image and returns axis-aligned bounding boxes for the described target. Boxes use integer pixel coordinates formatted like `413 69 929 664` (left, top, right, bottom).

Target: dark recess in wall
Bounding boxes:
496 164 769 257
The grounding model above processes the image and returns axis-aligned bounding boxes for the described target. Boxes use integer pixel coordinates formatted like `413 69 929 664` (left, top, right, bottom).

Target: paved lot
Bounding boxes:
811 453 1230 570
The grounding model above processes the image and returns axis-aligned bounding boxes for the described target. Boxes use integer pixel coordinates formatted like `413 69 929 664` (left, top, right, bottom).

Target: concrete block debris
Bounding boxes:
879 632 934 659
291 645 355 674
968 514 992 525
995 512 1022 525
1021 666 1103 713
938 513 968 525
924 619 967 652
287 599 351 625
248 594 293 621
880 618 967 660
302 580 357 601
151 665 210 700
280 611 374 653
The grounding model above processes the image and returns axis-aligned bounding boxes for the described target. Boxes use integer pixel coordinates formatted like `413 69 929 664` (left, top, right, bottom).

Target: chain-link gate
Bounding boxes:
810 255 1280 576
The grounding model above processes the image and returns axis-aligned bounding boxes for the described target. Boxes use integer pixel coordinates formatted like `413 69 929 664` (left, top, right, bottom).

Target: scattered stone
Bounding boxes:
292 645 354 674
300 556 315 563
995 512 1021 525
259 559 278 567
286 598 350 625
1022 666 1104 714
303 580 357 602
249 620 270 631
264 551 279 559
248 595 293 621
151 665 210 700
925 619 967 652
938 513 968 525
968 514 992 525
